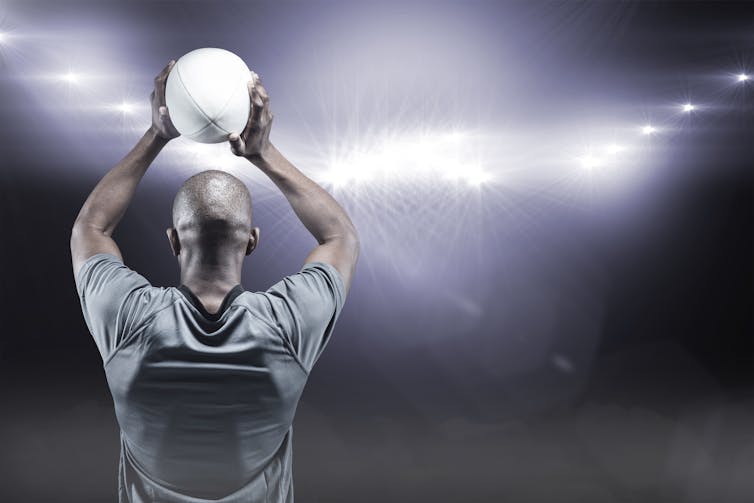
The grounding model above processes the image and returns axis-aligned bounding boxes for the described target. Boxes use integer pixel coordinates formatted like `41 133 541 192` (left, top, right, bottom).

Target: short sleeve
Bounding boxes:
261 262 346 372
75 253 155 362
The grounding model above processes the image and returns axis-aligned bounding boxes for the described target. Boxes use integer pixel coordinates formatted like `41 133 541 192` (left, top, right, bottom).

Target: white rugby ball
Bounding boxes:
165 48 252 143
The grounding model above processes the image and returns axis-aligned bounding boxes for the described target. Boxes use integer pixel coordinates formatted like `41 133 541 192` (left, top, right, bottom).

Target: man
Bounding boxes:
70 61 359 502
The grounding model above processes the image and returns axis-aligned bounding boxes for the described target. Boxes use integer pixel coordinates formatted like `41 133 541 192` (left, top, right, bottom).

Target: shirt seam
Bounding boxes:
102 293 310 378
177 284 244 321
234 302 310 378
303 261 346 300
103 298 178 368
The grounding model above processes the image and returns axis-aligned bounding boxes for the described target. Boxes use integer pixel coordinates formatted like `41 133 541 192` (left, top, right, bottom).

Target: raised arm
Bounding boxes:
228 76 360 293
70 61 180 279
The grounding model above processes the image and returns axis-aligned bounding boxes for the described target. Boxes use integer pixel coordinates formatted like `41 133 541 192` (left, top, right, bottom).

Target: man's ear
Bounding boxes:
246 227 260 256
166 227 181 256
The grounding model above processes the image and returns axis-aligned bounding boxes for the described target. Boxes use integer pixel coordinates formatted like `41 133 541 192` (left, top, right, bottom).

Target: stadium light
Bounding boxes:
115 102 135 114
60 71 80 84
579 154 602 170
605 144 624 155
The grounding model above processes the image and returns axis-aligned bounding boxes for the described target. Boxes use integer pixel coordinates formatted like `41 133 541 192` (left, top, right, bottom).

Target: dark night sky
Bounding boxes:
0 1 752 502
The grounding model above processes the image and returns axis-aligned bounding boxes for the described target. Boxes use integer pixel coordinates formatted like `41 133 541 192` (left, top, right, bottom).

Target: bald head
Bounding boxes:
171 170 253 254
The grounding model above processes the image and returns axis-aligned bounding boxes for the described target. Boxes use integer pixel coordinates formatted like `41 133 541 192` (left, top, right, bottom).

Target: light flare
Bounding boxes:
320 131 493 188
114 102 135 114
60 71 80 84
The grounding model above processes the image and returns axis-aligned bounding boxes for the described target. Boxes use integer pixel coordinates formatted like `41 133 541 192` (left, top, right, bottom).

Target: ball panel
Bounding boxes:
165 67 212 137
213 70 251 137
186 121 228 144
176 48 250 120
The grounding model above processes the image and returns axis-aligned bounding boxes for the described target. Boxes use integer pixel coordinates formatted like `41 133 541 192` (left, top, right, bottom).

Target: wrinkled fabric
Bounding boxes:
75 253 345 502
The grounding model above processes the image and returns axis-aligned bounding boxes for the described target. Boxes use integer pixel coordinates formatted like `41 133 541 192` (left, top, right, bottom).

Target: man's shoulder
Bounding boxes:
231 290 280 325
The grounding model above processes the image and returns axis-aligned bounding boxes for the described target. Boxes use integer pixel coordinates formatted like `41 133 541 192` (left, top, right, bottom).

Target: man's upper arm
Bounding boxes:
303 235 359 294
73 242 155 361
71 223 124 281
261 262 347 372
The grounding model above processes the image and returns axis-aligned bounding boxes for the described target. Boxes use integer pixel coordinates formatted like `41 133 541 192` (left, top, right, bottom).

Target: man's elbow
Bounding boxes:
70 221 91 253
342 229 360 261
326 226 360 260
69 220 108 255
340 221 360 253
71 217 108 238
70 220 84 245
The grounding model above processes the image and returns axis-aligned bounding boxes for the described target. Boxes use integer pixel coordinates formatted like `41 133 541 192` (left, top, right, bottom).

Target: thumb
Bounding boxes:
228 133 245 156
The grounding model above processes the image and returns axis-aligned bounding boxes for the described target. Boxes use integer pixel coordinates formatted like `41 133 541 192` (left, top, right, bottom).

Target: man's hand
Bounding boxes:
150 60 180 140
228 72 274 162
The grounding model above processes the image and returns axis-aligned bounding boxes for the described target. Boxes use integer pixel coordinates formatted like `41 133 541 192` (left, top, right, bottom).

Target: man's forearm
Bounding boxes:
74 126 168 235
252 144 357 244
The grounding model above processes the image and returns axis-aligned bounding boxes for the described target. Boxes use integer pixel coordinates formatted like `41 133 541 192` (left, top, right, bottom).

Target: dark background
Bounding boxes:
0 1 752 502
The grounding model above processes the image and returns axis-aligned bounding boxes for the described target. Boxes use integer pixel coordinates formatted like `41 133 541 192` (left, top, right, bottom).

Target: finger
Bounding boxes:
251 88 265 124
258 89 271 127
262 117 273 143
256 83 269 104
259 109 273 129
155 59 175 82
245 80 261 127
155 60 175 105
243 104 255 136
228 132 246 156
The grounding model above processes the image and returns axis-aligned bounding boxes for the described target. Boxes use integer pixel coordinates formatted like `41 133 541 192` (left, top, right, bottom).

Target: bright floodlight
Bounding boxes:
682 103 695 112
61 71 80 84
464 168 492 186
116 102 135 114
579 154 602 170
606 143 623 155
642 125 656 135
0 32 6 44
737 73 749 82
320 131 489 188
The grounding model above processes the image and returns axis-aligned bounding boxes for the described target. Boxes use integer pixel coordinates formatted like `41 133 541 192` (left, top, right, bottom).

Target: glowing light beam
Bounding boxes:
737 73 749 83
605 143 624 155
114 102 135 114
641 125 656 135
319 131 492 188
579 154 603 171
60 71 80 84
682 103 695 112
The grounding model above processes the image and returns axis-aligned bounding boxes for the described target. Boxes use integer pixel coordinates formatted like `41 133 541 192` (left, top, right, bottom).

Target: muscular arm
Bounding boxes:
70 127 168 276
70 61 179 279
229 75 359 292
252 145 359 292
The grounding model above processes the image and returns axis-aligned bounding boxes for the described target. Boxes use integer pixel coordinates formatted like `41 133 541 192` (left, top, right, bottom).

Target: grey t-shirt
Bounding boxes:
75 253 345 503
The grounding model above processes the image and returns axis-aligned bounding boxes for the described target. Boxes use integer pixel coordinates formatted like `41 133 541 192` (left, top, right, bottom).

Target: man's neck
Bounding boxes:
179 252 244 297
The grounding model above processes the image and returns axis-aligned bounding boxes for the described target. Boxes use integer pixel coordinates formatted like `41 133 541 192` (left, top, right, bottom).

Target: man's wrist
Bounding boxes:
147 125 172 146
247 143 277 167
